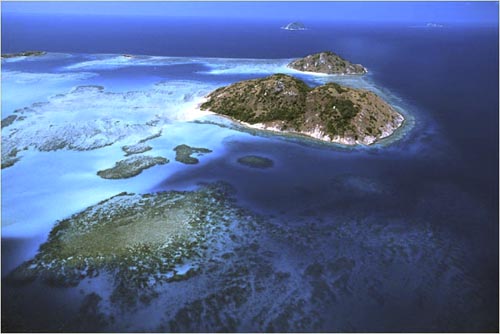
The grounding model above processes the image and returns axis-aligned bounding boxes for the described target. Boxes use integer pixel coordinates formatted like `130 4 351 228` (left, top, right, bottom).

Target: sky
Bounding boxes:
1 1 498 25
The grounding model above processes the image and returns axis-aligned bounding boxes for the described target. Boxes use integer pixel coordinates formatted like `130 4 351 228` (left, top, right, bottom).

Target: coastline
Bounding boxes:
196 101 406 146
239 115 405 146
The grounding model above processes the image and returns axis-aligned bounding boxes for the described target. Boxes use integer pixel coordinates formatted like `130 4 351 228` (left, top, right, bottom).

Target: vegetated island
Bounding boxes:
174 144 212 164
281 22 307 31
1 51 46 59
200 74 404 145
97 155 168 179
288 51 367 75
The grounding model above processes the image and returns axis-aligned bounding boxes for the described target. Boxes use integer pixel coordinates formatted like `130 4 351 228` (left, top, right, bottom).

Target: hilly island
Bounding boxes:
200 74 404 145
288 51 367 75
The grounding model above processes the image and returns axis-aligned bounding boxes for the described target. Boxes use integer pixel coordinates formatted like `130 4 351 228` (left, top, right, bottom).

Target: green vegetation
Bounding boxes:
97 155 168 179
201 74 309 127
201 74 362 138
174 144 212 164
325 82 347 94
320 97 358 136
201 74 403 145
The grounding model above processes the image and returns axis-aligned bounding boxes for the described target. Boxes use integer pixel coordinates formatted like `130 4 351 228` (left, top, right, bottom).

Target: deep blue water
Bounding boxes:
2 13 498 332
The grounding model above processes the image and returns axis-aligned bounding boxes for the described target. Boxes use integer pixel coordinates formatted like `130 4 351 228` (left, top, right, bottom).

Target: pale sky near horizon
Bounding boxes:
2 1 498 25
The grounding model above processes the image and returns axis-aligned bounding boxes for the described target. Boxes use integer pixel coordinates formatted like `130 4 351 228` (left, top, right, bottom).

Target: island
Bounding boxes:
174 144 212 164
200 74 404 145
281 22 307 31
1 50 46 59
288 51 367 75
122 143 153 156
426 22 444 28
97 155 168 179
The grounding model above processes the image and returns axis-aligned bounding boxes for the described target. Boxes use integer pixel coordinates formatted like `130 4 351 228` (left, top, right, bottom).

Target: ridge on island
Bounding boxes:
281 22 307 31
1 51 46 59
288 51 367 75
200 74 404 145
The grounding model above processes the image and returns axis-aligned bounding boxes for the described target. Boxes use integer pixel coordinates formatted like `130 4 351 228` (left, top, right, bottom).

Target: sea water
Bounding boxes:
1 16 498 332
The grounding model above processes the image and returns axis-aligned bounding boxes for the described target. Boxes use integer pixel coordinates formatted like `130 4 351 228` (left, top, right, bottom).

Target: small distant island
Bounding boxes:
426 22 444 28
288 51 367 75
1 50 46 59
281 22 307 31
200 74 404 145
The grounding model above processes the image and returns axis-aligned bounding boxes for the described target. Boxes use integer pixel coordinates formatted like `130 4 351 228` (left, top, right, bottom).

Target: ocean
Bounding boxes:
1 14 498 332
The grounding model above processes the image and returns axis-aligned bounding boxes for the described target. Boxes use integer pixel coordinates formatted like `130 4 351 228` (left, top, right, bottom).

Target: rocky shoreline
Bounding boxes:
236 112 404 146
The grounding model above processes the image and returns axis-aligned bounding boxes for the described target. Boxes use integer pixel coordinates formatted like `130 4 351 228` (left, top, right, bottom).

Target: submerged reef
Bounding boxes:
288 51 367 75
122 143 153 156
7 182 254 305
237 155 274 169
0 85 170 168
201 74 404 145
1 115 18 128
97 155 168 179
6 179 488 331
174 144 212 164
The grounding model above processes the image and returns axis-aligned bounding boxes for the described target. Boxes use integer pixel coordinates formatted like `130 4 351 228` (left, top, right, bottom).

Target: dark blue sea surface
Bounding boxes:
2 14 498 332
